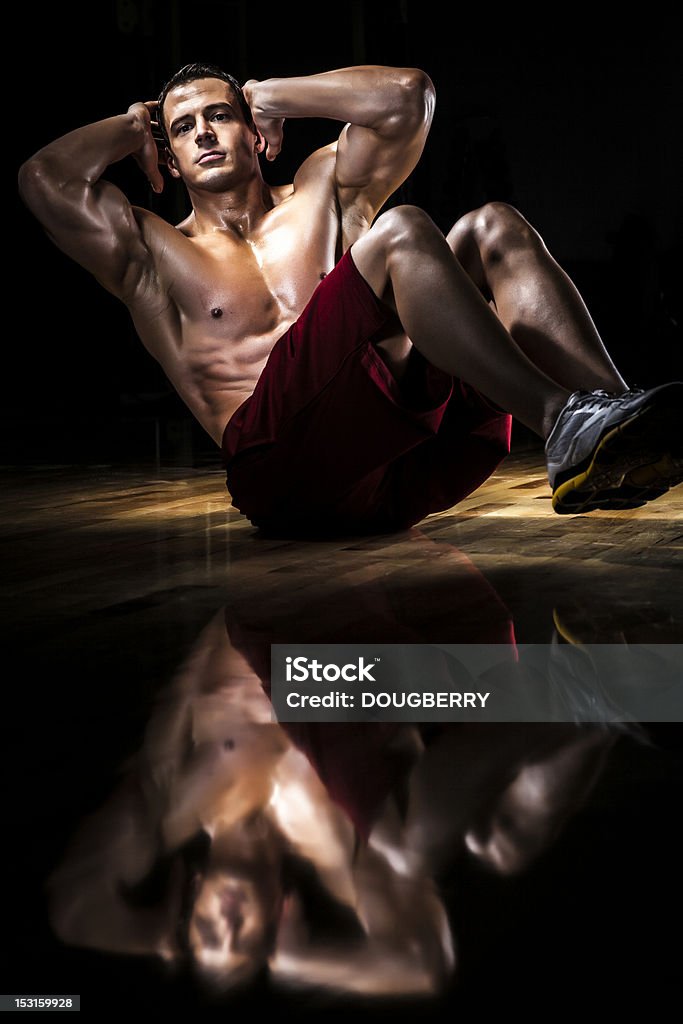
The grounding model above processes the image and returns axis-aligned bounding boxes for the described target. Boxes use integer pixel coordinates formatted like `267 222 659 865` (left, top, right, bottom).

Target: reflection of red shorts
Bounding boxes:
222 246 512 534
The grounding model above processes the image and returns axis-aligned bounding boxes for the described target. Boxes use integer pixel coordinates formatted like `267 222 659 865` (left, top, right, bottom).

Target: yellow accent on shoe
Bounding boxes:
552 608 584 646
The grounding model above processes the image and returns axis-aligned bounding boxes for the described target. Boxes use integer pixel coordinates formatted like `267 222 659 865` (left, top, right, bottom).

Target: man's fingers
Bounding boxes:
268 138 283 160
149 149 165 191
143 100 160 125
148 168 164 193
133 139 165 193
264 119 284 161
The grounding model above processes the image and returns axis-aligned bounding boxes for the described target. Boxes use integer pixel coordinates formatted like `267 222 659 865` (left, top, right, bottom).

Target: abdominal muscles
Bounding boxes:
162 325 291 447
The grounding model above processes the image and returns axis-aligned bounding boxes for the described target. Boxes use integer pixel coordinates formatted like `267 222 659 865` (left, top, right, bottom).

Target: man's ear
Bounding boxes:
165 146 181 177
254 129 266 155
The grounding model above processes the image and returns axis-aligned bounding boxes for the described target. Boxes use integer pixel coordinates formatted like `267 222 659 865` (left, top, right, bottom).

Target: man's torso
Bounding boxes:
125 143 397 445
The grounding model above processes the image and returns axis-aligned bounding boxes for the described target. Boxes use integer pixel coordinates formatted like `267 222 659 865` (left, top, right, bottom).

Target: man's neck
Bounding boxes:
186 176 274 238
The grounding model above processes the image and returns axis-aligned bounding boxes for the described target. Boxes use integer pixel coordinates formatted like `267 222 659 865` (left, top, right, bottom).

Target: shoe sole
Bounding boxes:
551 401 682 514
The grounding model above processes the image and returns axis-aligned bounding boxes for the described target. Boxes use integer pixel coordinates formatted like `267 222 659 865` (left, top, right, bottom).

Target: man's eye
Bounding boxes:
177 124 190 134
213 112 228 120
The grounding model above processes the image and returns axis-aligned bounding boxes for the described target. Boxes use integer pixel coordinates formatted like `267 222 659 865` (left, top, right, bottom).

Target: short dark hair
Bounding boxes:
157 62 256 151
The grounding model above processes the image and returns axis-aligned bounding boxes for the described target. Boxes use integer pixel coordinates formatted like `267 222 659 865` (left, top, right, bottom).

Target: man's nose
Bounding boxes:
195 119 217 144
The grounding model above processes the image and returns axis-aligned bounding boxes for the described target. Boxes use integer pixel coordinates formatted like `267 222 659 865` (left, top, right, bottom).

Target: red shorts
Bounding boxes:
221 246 512 534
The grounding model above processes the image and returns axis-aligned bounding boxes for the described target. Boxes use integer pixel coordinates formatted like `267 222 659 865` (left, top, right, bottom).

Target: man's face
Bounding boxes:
162 78 260 190
188 869 278 979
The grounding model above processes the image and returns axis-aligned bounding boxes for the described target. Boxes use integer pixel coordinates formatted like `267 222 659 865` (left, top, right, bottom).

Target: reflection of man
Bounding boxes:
46 551 622 995
19 63 680 534
47 609 455 995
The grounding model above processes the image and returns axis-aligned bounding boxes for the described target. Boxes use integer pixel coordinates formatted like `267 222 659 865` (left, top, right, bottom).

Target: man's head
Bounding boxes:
157 63 264 189
186 816 285 988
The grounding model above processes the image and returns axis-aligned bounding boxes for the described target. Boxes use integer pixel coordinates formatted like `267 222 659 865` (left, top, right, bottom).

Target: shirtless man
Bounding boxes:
18 63 681 535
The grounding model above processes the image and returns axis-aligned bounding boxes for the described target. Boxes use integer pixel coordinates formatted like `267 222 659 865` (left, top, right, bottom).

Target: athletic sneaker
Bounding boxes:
545 382 683 514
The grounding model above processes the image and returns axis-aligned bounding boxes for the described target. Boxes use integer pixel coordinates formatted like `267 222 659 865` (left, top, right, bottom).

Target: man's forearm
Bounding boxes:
249 65 432 132
19 112 147 189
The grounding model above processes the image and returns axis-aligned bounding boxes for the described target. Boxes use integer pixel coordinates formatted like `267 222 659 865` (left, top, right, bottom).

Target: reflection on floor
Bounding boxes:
3 446 682 1014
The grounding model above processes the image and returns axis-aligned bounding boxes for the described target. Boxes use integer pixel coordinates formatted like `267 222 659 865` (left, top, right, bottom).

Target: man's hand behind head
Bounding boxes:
127 100 166 192
243 80 283 162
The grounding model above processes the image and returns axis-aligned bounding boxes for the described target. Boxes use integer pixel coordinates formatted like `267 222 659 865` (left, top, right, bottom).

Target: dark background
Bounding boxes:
12 0 682 464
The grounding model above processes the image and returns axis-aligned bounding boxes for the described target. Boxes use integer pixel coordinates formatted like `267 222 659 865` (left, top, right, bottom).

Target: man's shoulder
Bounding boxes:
292 142 338 192
130 204 185 240
129 206 200 263
270 182 295 207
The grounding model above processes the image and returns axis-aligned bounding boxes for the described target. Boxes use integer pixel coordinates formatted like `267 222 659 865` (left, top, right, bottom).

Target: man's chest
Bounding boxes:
169 201 342 331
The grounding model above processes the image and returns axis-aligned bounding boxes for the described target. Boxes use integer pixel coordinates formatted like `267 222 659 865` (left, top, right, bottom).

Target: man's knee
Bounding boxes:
352 206 443 296
471 201 546 268
373 204 441 256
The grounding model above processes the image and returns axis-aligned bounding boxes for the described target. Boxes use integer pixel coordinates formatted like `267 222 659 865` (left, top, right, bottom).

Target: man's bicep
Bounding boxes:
335 74 435 218
21 169 153 301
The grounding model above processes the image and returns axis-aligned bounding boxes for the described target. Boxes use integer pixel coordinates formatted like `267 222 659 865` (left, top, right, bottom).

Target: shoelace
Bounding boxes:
580 387 645 400
572 389 612 401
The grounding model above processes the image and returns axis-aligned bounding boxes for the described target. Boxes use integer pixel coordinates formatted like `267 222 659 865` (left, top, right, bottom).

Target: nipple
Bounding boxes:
211 307 223 318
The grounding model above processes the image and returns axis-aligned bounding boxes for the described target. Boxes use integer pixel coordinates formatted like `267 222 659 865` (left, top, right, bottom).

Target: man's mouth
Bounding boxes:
197 151 225 165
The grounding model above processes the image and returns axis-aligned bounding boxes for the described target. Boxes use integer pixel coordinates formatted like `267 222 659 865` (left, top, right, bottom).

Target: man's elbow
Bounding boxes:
18 158 51 207
398 69 436 129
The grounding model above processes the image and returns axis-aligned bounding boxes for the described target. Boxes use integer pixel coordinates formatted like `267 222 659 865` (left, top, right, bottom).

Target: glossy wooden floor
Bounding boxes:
3 443 681 645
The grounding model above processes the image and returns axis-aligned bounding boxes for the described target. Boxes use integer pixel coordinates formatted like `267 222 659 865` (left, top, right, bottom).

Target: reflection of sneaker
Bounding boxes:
552 602 679 645
551 606 651 742
545 383 683 514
